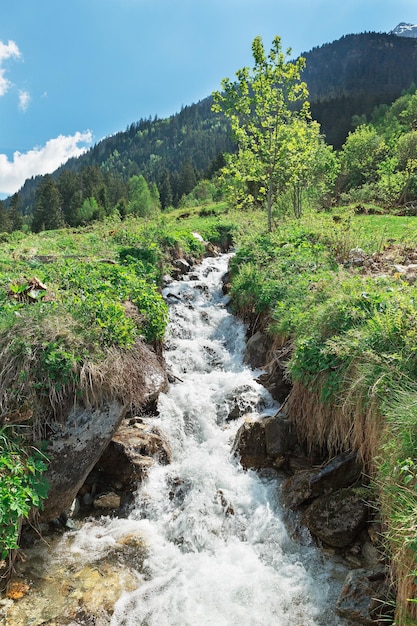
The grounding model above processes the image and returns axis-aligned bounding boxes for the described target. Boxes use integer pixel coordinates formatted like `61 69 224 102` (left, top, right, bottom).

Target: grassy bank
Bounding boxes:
228 205 417 624
0 208 235 565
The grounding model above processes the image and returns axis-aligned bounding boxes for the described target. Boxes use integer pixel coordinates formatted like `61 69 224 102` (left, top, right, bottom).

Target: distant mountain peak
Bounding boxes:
390 23 417 38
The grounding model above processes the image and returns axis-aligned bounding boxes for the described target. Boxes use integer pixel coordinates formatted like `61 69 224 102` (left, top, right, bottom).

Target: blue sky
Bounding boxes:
0 0 415 197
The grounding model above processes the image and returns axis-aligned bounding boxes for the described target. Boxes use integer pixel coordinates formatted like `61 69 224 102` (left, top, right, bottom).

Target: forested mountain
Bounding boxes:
11 99 234 215
8 31 417 216
304 32 417 146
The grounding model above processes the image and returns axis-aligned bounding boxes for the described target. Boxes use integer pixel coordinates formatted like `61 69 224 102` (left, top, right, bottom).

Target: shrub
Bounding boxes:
0 427 49 559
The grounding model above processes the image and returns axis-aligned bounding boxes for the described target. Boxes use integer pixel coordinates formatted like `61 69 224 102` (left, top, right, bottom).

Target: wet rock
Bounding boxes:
256 342 293 402
221 271 232 295
264 415 297 458
302 488 369 548
93 491 121 509
205 242 219 257
336 568 392 624
227 402 245 421
243 331 269 369
173 258 191 275
257 369 292 403
38 338 168 523
233 415 297 470
281 451 362 509
309 451 362 492
281 468 319 509
94 421 171 490
232 418 268 469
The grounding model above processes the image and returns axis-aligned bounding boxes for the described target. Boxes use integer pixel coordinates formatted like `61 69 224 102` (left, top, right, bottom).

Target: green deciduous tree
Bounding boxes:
213 35 311 230
397 131 417 204
339 125 388 190
127 175 159 218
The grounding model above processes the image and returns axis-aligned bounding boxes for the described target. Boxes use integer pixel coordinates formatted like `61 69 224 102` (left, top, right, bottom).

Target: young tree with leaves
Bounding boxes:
127 175 160 218
213 35 311 230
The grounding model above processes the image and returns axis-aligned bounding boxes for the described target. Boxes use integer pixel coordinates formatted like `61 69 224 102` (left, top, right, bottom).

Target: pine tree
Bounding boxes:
32 175 64 232
158 168 173 209
8 193 23 231
0 200 10 233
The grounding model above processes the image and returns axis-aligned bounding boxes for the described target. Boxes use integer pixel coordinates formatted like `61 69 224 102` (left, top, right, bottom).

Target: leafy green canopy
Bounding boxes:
339 87 417 207
213 36 337 228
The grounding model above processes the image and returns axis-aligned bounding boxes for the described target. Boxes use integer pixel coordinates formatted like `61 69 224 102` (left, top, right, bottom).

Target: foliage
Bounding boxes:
338 88 417 206
213 35 317 229
127 175 160 218
229 207 417 620
31 175 65 233
0 427 49 559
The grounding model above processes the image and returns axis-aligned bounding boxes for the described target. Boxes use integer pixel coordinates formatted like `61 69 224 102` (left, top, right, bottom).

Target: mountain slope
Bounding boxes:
10 31 417 212
303 32 417 145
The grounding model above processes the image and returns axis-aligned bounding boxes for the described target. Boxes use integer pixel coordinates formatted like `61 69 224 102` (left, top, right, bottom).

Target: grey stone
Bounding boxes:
95 421 171 488
232 418 268 469
264 415 297 458
243 331 269 369
40 401 126 522
336 568 392 624
94 492 121 510
281 451 362 509
302 488 369 548
173 258 191 274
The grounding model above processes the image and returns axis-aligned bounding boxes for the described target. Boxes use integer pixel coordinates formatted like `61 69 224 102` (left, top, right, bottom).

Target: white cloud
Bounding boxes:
0 131 93 195
0 40 21 97
18 89 30 112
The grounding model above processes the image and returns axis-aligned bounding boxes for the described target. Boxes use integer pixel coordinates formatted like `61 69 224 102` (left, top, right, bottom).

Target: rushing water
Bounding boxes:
5 253 348 626
106 253 346 626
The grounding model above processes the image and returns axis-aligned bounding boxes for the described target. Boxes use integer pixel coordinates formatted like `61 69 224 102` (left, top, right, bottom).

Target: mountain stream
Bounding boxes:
2 253 349 626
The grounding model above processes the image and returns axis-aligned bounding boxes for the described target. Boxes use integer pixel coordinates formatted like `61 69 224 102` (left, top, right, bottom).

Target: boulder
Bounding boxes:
94 420 171 489
233 415 297 470
221 271 232 295
302 488 369 548
40 401 126 522
281 468 320 509
257 369 292 403
93 491 121 510
232 418 268 469
281 451 362 509
243 331 269 369
255 340 292 402
264 415 297 458
336 569 392 624
172 258 191 275
38 342 168 522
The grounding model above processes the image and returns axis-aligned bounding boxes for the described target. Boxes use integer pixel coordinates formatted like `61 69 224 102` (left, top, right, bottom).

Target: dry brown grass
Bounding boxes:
80 341 167 412
391 551 417 624
286 378 383 470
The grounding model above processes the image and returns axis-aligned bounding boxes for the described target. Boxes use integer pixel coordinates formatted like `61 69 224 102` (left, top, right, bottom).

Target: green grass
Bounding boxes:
228 205 417 622
3 202 417 619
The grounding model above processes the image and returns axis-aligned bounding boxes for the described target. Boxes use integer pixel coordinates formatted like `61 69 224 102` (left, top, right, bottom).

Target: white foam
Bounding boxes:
107 254 346 625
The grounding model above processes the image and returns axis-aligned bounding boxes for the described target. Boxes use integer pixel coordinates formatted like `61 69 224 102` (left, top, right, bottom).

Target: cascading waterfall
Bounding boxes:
103 253 347 626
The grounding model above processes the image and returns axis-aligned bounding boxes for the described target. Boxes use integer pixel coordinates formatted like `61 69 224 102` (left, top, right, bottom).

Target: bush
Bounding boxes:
0 427 49 559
